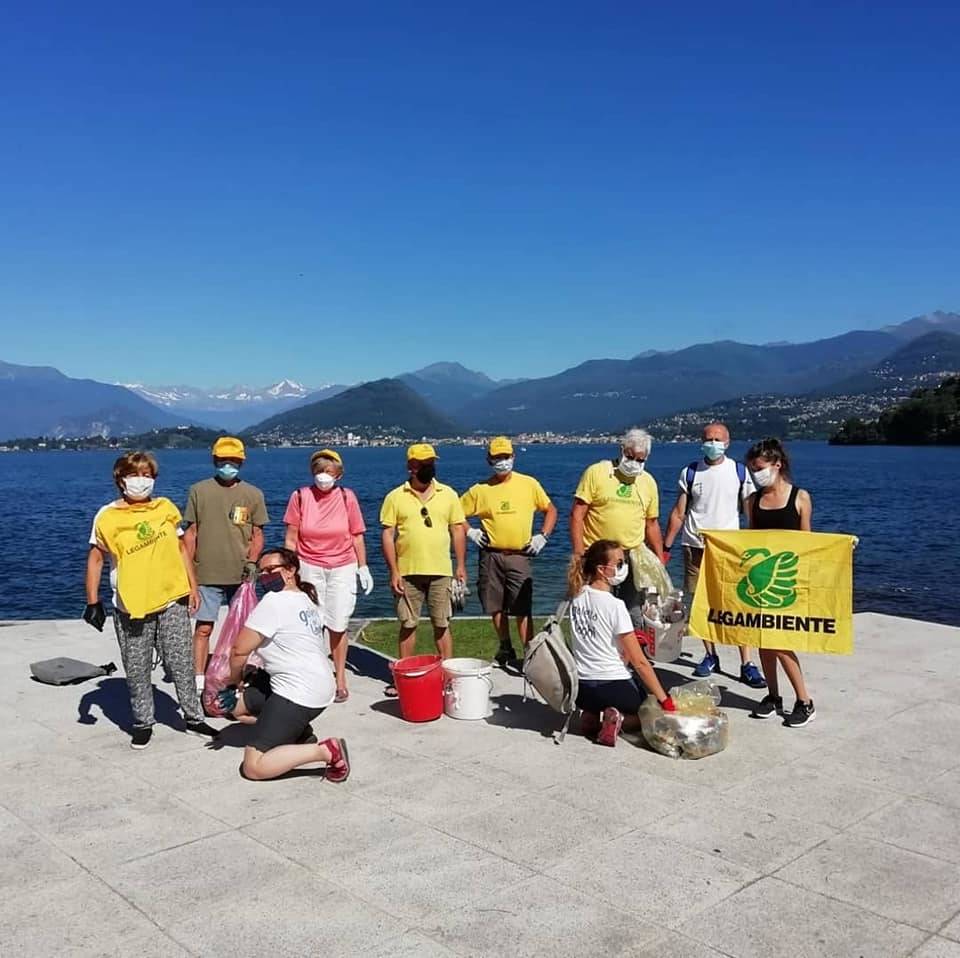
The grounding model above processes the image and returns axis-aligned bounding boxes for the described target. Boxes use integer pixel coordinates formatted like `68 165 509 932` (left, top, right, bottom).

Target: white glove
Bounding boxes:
357 565 374 595
466 527 490 548
525 533 549 556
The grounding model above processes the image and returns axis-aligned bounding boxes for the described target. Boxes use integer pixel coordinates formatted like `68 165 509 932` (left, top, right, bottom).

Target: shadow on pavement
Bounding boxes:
486 693 557 739
77 677 184 733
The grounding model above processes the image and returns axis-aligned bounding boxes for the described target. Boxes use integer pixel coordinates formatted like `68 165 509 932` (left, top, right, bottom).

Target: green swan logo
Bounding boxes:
736 548 798 609
135 521 153 542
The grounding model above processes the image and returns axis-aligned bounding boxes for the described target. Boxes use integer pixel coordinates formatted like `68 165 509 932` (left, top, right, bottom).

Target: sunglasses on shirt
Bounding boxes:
420 507 433 528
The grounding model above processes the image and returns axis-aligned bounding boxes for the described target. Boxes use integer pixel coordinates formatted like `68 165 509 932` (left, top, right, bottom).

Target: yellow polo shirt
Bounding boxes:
460 472 552 550
380 481 466 576
574 460 659 549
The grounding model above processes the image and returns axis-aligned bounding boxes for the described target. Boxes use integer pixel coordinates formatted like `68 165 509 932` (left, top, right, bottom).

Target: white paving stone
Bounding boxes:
1 613 958 956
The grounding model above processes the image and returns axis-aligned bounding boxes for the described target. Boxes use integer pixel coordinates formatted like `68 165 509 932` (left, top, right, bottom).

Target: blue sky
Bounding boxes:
2 2 958 387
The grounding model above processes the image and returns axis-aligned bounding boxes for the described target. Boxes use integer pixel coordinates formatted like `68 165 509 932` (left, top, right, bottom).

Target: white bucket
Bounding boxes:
442 657 494 720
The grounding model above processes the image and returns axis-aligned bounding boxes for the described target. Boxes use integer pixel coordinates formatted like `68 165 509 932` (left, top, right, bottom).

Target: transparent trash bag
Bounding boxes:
202 580 259 717
637 681 728 760
628 543 673 598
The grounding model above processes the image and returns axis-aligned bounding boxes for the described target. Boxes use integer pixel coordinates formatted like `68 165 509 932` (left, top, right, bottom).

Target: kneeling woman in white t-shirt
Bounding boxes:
223 548 350 782
569 539 676 747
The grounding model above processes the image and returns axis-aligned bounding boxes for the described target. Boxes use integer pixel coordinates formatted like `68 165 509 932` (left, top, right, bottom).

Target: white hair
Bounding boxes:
621 428 652 456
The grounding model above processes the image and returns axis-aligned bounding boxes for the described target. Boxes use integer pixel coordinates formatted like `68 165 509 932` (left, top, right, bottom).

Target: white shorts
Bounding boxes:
298 559 358 635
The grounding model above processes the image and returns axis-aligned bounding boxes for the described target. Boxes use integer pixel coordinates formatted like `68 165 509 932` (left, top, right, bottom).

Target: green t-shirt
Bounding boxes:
183 478 269 585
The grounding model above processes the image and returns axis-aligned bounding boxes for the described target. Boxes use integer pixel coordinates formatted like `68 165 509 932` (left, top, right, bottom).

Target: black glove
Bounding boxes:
83 602 106 632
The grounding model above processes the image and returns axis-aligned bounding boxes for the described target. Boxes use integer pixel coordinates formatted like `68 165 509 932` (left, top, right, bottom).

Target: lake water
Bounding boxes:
2 442 958 627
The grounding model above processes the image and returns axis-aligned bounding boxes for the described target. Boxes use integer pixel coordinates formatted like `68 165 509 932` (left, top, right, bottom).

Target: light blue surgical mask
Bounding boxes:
701 440 726 462
215 463 240 481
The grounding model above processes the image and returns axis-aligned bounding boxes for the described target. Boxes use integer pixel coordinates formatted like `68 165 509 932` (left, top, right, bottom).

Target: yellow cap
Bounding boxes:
314 448 342 465
212 436 246 460
406 442 438 461
487 436 514 456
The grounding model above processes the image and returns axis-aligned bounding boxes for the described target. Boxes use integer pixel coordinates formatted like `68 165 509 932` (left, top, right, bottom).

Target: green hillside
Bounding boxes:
831 377 960 445
244 378 462 439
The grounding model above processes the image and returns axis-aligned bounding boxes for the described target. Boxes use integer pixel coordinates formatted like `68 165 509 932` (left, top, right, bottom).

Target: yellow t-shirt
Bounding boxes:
380 481 466 577
574 460 659 549
460 472 552 550
94 497 190 618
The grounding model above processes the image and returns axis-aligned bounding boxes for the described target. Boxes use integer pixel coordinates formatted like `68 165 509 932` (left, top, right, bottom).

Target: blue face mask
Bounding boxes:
701 440 726 462
259 573 285 593
215 463 240 481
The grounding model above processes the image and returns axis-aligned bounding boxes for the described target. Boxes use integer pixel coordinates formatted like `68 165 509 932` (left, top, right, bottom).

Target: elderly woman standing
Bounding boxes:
284 449 373 702
83 451 218 749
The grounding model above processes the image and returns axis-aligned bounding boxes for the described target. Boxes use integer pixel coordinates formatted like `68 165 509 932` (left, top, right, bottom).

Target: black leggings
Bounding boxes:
242 670 324 752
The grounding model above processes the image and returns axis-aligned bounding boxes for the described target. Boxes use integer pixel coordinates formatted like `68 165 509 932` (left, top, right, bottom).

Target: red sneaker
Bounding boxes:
579 710 601 739
596 708 623 747
320 738 350 783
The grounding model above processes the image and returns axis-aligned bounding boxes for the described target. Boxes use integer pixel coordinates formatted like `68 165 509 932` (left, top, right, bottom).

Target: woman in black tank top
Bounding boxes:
743 439 816 727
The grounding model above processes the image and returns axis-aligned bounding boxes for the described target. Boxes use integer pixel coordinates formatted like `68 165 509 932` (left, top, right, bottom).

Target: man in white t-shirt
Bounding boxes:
663 422 767 688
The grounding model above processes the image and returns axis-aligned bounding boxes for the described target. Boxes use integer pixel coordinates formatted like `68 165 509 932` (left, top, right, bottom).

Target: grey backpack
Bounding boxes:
30 658 117 686
522 601 579 742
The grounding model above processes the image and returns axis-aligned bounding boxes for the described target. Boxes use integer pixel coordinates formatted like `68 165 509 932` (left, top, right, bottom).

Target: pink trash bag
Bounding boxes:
202 580 259 717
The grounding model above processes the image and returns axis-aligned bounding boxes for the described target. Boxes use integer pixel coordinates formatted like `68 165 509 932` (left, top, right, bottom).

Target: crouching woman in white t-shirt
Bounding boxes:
222 548 350 783
569 540 676 747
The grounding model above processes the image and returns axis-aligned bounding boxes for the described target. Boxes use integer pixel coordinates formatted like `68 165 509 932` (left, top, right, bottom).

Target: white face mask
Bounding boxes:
122 476 155 501
617 456 644 478
491 457 514 476
314 472 336 491
606 561 629 587
752 466 775 488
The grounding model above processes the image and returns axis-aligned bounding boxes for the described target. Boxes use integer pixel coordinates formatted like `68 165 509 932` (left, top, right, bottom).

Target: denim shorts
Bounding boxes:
196 584 240 624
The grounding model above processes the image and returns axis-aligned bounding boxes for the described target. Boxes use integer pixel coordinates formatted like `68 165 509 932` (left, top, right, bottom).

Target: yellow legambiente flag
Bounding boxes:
689 530 856 654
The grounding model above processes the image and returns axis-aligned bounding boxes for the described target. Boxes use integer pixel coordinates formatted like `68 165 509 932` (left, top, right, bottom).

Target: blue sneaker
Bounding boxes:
693 653 719 677
740 662 767 688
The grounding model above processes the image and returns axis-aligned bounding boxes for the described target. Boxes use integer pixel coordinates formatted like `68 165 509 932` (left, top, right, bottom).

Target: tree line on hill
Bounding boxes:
829 377 960 445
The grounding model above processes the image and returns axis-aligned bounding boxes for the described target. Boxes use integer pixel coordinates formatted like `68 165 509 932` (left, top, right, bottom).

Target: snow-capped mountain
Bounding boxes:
121 380 346 430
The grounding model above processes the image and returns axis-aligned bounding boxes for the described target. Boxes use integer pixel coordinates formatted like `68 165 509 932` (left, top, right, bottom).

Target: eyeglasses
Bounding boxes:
258 565 286 577
420 507 433 528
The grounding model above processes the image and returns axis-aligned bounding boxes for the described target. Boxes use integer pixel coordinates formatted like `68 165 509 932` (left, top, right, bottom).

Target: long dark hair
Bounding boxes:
567 539 619 597
746 437 793 481
259 547 318 605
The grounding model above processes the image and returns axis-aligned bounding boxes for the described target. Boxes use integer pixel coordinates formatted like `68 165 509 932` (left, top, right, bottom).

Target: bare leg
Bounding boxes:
398 625 417 659
702 640 715 656
491 611 511 644
329 629 348 694
622 713 642 732
434 626 453 660
738 645 750 665
242 742 333 781
193 622 214 677
759 649 780 696
516 614 533 647
775 650 810 702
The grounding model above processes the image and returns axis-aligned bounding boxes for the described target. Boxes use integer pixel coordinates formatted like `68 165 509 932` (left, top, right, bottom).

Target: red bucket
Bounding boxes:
390 654 443 722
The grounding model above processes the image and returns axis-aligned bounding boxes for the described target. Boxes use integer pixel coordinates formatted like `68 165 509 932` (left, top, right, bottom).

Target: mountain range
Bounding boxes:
120 379 347 431
3 311 960 441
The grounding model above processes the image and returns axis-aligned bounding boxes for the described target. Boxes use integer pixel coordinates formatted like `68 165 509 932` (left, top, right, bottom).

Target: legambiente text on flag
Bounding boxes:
689 530 856 654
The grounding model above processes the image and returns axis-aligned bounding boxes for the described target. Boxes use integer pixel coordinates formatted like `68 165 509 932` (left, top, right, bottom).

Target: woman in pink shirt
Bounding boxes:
284 449 373 702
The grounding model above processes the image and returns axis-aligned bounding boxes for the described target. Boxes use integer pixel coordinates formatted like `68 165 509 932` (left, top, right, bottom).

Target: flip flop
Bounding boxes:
334 688 349 704
383 684 398 698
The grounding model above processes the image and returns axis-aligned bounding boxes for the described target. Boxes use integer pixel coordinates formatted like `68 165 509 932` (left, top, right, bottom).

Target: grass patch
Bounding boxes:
356 617 548 660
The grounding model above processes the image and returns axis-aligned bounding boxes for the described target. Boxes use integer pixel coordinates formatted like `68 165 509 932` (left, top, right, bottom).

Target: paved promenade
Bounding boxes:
1 612 959 957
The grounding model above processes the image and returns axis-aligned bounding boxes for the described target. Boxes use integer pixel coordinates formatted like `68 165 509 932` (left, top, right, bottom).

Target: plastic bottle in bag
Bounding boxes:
669 679 722 715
